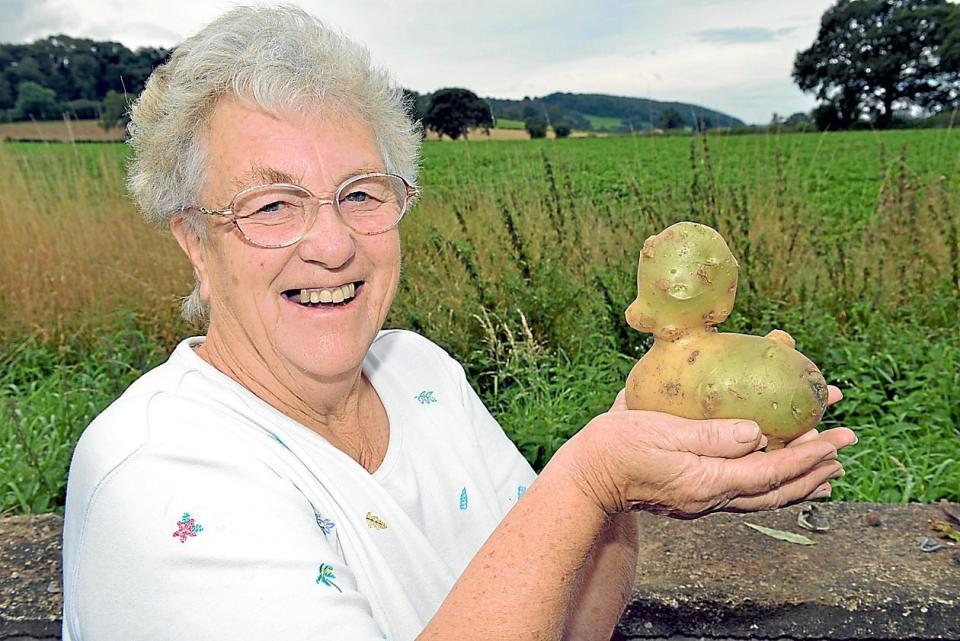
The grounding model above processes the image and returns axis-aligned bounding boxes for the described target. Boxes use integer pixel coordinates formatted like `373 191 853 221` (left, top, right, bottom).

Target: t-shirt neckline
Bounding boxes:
173 335 403 481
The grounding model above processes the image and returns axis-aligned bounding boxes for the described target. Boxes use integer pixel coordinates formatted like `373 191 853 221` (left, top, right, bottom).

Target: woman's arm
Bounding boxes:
419 406 853 641
419 440 613 640
563 512 639 641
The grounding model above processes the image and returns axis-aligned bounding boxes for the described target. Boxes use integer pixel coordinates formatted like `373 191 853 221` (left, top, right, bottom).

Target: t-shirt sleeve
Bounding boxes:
64 401 387 641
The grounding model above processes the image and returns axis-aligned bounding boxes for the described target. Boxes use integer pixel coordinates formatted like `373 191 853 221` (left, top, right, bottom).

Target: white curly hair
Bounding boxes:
126 4 422 321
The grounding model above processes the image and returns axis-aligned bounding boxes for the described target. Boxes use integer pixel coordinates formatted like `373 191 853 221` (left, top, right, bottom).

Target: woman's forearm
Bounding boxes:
562 512 639 640
419 439 608 640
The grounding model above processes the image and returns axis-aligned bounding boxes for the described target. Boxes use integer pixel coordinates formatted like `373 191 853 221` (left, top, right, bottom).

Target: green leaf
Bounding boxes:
744 522 817 545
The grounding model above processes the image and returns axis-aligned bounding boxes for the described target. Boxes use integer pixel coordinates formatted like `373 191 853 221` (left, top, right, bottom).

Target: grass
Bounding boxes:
0 118 126 142
495 118 525 130
1 129 958 514
583 114 623 130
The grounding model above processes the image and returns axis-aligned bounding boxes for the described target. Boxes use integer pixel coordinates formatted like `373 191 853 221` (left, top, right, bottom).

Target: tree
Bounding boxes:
657 107 684 130
940 3 960 72
401 88 429 126
100 90 129 130
13 81 60 120
553 124 572 138
794 0 960 129
784 112 812 127
0 35 171 121
525 118 547 139
423 88 493 140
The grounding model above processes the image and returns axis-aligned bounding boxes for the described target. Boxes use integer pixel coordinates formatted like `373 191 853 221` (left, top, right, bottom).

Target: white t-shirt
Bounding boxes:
61 330 537 641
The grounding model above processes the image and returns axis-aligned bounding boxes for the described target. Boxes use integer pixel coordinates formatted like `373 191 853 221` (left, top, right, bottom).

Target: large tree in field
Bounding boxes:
423 88 493 140
794 0 960 129
940 3 960 72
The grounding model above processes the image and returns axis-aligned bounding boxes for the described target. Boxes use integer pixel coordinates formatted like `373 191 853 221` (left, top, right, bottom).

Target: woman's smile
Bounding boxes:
282 281 365 312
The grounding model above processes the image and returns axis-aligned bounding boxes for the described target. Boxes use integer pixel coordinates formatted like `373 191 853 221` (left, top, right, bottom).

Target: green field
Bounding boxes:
495 118 525 130
1 129 958 514
583 114 623 130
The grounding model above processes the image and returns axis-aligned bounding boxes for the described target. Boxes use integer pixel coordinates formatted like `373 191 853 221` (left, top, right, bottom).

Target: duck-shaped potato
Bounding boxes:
624 221 828 449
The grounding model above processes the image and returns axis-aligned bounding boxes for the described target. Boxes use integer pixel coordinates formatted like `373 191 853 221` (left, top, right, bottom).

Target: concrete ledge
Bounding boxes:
0 513 62 641
2 504 958 640
615 502 960 640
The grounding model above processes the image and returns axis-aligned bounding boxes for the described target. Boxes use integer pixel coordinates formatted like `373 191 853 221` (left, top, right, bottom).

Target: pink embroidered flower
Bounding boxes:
173 512 204 543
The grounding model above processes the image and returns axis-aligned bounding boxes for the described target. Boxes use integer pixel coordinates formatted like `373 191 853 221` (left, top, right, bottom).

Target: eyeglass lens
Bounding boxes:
232 175 407 247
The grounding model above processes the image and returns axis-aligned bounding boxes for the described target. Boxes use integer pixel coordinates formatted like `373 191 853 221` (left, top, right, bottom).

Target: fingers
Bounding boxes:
712 437 840 499
827 385 843 406
608 389 629 413
722 457 845 512
787 426 857 450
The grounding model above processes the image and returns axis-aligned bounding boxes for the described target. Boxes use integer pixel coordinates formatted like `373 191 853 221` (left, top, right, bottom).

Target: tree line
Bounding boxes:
2 0 958 134
794 0 959 129
0 35 169 125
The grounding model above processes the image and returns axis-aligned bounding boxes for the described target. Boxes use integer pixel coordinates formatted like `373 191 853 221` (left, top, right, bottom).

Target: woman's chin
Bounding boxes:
277 330 374 380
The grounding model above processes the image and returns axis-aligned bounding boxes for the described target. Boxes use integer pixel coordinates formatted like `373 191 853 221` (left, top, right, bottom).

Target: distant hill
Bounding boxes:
487 92 745 131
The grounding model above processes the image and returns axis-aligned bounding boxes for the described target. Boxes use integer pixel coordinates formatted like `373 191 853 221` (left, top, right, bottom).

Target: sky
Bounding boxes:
0 0 838 124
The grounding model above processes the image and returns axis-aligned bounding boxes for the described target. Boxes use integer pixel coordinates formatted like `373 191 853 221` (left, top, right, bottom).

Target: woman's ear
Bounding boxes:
170 215 211 302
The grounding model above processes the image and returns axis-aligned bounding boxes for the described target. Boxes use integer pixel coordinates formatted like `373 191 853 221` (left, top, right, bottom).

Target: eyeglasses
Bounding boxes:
188 172 418 248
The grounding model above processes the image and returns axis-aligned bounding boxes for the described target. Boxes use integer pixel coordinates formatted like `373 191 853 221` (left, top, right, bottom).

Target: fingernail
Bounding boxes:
813 483 832 499
757 434 769 450
829 465 845 479
734 421 760 443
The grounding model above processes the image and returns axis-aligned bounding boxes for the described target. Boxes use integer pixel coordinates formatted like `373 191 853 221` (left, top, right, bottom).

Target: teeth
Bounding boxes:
297 283 357 305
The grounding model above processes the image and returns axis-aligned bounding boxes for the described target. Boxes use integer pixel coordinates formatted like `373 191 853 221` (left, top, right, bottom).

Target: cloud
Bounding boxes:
695 26 796 44
0 0 80 43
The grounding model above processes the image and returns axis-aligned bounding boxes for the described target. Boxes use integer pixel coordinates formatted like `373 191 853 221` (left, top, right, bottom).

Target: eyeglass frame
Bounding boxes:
182 171 419 249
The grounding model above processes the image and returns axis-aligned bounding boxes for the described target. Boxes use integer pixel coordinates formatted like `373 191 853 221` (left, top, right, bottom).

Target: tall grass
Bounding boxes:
0 143 191 341
1 131 958 514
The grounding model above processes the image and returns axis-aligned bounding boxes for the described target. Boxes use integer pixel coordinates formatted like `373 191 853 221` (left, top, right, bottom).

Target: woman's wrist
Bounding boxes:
549 422 625 517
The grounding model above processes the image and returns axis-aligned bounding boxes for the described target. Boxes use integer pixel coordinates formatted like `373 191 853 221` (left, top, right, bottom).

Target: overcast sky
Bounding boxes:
0 0 837 124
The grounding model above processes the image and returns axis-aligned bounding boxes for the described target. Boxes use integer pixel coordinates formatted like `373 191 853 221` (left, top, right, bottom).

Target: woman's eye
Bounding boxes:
255 200 290 214
343 190 370 203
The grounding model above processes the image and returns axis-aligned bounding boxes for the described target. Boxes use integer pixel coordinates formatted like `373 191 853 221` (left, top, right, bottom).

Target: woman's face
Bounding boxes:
181 97 402 382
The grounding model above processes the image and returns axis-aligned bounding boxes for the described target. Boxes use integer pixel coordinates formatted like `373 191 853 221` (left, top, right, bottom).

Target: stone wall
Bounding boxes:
3 503 958 640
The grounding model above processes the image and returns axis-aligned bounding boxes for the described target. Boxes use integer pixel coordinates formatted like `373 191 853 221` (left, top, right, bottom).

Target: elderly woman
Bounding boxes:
61 6 855 641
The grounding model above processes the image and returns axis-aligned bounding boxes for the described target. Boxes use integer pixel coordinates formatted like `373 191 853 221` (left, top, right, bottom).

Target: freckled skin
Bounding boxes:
624 222 829 448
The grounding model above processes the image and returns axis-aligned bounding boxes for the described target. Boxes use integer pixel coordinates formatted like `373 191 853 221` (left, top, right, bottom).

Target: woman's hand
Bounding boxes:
560 387 856 519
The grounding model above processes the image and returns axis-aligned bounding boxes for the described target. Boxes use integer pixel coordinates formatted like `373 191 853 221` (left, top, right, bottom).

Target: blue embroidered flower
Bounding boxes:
459 487 469 511
517 485 527 500
315 511 335 536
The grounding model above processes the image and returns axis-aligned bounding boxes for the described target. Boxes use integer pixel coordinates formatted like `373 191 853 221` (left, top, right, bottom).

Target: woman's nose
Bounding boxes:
295 201 356 268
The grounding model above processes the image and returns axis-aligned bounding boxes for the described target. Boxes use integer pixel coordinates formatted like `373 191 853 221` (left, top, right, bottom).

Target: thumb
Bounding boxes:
672 417 768 458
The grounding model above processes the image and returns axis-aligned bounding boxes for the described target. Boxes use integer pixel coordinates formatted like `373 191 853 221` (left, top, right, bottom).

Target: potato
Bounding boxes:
624 222 828 448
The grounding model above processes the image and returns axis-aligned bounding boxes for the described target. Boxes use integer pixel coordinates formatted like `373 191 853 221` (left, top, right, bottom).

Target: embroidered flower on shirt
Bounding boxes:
172 512 203 543
365 512 388 529
517 485 527 500
459 487 469 511
315 511 336 536
316 564 342 592
414 390 437 405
